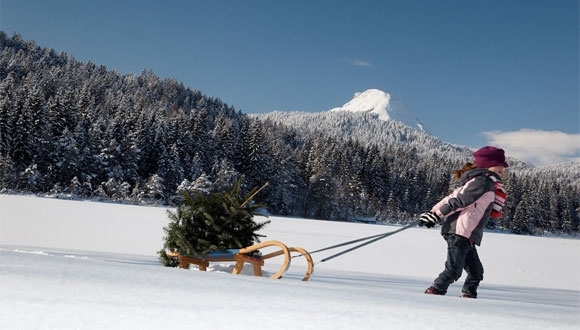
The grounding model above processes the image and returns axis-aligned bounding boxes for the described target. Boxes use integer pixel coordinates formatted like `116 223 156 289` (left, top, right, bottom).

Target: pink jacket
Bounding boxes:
431 168 499 245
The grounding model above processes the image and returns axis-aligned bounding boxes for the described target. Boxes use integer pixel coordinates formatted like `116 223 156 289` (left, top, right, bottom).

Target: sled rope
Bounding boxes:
319 222 417 263
294 221 418 263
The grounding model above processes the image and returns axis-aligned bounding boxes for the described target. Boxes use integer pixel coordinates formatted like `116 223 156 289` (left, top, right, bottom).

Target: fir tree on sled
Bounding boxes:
158 179 270 267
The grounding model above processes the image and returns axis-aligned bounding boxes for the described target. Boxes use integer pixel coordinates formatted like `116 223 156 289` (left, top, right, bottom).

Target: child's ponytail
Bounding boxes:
452 162 478 181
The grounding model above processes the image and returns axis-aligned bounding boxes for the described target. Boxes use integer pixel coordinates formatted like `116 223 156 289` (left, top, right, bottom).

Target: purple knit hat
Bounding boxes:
473 146 509 168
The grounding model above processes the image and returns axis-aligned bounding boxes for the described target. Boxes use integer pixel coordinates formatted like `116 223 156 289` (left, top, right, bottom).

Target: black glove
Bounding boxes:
419 211 439 228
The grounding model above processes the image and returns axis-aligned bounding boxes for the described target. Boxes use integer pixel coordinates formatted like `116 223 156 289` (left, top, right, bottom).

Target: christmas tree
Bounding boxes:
159 179 270 266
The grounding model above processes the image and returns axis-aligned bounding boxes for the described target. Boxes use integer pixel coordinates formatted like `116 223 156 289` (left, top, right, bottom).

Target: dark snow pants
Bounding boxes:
432 234 484 297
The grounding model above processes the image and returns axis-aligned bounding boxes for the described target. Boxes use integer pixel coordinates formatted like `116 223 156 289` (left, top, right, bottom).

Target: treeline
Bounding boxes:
0 32 578 235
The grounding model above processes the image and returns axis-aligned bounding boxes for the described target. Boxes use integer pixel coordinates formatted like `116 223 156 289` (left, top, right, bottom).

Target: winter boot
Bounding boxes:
459 292 477 299
424 286 446 295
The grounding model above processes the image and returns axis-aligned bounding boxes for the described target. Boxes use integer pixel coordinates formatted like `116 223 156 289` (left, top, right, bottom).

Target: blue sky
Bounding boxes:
1 0 578 165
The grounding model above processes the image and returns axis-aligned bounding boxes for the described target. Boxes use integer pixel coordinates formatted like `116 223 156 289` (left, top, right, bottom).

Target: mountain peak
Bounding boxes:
329 89 427 132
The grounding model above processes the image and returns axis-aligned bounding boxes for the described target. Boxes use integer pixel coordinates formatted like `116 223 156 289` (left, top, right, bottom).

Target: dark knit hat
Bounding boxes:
473 146 509 168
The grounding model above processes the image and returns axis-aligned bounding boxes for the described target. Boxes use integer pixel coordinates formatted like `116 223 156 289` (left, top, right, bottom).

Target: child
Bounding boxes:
419 146 508 298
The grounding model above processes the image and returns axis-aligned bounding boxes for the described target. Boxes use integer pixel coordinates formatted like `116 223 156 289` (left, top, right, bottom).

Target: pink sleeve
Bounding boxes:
431 186 462 218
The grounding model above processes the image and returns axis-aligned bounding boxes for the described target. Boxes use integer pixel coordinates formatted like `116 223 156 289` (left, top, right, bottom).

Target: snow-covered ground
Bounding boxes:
1 194 578 330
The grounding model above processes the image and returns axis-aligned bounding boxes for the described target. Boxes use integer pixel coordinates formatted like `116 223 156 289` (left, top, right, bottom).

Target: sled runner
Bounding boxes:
166 240 314 281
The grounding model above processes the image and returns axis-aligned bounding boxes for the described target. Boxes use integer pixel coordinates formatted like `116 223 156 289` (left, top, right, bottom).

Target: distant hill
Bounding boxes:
256 108 472 164
329 89 428 133
256 88 529 168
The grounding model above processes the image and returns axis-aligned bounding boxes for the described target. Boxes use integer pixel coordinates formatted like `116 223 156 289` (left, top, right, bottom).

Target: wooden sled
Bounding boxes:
166 240 314 281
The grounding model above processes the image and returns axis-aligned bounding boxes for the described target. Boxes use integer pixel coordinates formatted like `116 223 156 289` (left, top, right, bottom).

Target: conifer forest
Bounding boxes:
1 32 578 236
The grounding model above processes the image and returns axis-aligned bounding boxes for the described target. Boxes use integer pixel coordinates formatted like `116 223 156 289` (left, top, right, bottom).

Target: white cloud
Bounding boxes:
483 129 580 166
342 58 372 67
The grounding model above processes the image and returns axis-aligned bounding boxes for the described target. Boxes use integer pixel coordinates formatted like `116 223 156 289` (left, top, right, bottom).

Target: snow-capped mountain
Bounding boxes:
330 89 428 133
